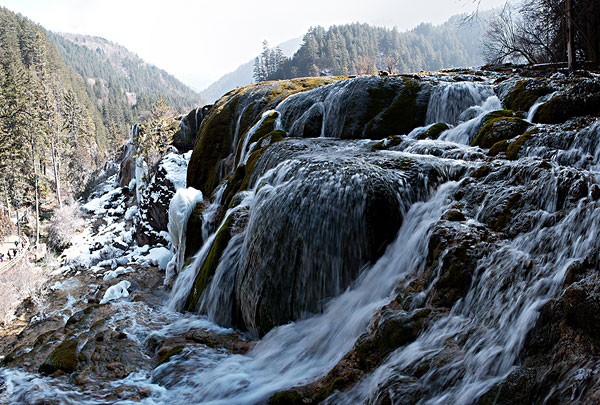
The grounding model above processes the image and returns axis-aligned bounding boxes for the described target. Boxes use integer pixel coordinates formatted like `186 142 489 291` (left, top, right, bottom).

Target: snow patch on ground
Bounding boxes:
143 247 173 271
100 280 131 304
60 150 192 297
103 266 135 281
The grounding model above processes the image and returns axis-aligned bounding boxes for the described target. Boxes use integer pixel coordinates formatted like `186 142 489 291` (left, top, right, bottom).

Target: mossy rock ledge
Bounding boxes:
472 117 532 149
39 338 79 375
503 79 552 112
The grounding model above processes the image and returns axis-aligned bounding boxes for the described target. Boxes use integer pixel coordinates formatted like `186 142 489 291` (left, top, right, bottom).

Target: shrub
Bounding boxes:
47 205 82 252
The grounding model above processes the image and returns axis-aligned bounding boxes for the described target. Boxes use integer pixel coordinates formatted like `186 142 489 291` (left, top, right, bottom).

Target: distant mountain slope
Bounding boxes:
274 14 489 79
0 6 116 202
201 14 490 103
200 37 302 103
49 32 202 130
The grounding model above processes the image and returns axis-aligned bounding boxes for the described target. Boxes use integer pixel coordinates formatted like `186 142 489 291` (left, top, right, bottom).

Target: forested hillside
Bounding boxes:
257 15 487 80
200 36 302 103
0 6 203 248
0 6 112 229
49 32 201 137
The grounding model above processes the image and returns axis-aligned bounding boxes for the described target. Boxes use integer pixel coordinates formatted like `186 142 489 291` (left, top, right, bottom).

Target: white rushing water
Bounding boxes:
526 91 559 122
157 181 459 404
3 78 598 404
437 95 503 145
426 82 496 125
333 174 600 404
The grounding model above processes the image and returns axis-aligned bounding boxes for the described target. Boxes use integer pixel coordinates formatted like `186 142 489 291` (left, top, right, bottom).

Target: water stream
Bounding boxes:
2 76 598 404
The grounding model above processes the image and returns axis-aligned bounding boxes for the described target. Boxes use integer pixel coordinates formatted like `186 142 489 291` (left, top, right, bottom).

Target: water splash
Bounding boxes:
153 182 460 404
426 82 496 125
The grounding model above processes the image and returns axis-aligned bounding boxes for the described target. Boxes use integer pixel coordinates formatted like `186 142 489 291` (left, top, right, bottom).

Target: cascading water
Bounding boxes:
425 81 496 125
436 95 503 145
3 72 599 405
331 159 600 404
526 91 559 122
155 181 461 404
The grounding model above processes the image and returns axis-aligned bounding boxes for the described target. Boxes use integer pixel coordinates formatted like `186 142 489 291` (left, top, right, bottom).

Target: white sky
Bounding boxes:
0 0 506 91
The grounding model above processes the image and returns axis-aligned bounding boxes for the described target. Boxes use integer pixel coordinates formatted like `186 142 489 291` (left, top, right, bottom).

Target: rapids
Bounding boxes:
2 71 600 404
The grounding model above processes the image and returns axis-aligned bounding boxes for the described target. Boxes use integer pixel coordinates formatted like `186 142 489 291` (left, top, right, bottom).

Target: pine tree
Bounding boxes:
134 95 177 170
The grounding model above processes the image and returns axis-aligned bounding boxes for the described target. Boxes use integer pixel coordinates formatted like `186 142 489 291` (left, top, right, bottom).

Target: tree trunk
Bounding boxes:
566 0 576 69
14 199 20 239
51 138 62 208
31 133 40 247
3 181 10 218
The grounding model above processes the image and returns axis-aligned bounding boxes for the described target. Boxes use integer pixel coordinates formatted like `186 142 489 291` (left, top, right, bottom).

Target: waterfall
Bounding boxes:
437 95 502 145
526 91 558 122
4 72 600 405
426 82 496 125
153 182 460 404
334 188 600 404
237 109 277 166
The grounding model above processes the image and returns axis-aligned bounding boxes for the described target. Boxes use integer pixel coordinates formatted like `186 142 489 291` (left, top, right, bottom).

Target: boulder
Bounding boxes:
39 339 79 375
172 105 211 152
472 117 532 149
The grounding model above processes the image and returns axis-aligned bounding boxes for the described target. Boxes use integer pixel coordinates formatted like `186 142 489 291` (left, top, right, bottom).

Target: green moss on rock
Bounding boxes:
482 110 520 125
506 128 537 160
157 345 184 366
472 117 532 149
185 203 205 259
417 123 449 140
268 390 304 405
185 215 234 311
488 139 509 157
504 80 552 111
364 77 429 139
39 339 79 375
222 132 287 211
235 111 279 163
188 77 337 196
533 93 600 124
187 92 241 195
267 129 286 143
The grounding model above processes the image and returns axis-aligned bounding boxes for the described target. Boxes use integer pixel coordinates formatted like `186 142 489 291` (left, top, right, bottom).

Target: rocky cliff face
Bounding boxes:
176 67 600 402
2 67 600 405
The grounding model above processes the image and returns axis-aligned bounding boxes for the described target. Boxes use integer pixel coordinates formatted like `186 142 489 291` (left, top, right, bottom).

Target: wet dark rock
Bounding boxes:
534 80 600 124
355 308 433 370
424 222 489 308
188 77 341 195
117 142 137 188
502 79 553 111
134 163 176 246
39 338 79 375
475 368 537 405
472 117 532 149
173 106 209 152
187 76 432 196
235 148 408 336
417 123 449 140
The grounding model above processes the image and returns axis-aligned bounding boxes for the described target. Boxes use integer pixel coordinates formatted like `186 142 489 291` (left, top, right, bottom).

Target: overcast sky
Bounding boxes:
0 0 506 91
